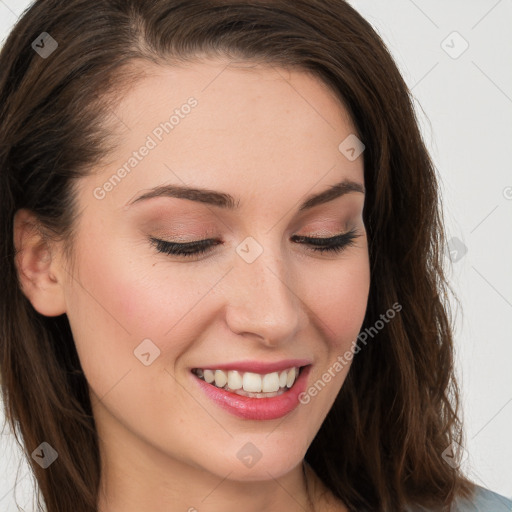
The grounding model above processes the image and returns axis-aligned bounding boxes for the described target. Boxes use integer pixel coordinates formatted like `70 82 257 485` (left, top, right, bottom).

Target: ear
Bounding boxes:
13 208 67 317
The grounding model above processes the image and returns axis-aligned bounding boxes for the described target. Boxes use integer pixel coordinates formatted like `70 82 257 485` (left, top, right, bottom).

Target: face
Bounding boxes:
56 58 370 482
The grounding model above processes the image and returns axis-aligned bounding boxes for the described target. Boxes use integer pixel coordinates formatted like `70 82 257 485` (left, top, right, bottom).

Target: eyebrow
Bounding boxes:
126 178 365 212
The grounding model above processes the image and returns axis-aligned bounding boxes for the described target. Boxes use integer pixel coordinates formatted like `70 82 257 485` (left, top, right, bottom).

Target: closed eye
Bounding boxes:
149 228 361 259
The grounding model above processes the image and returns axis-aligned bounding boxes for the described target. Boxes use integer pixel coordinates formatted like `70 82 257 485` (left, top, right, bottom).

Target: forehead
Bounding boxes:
86 57 363 212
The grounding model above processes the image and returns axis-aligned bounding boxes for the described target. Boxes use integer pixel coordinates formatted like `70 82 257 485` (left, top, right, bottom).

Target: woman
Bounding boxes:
0 1 510 511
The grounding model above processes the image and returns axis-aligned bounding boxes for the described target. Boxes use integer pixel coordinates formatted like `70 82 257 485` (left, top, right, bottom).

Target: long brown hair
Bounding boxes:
0 1 476 511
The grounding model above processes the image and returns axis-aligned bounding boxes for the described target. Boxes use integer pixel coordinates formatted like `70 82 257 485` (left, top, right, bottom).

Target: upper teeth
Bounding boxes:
194 367 300 393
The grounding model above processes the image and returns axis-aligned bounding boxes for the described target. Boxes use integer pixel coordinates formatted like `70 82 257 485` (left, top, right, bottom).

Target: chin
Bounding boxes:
210 436 309 482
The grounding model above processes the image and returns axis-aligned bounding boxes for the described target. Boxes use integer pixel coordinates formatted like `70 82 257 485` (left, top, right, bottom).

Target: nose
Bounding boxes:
223 240 305 347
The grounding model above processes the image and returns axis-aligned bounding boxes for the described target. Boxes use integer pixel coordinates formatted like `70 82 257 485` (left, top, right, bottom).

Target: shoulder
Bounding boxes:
406 485 512 511
452 485 512 512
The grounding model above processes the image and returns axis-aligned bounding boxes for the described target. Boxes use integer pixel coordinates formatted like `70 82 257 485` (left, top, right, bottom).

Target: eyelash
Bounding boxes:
149 228 360 258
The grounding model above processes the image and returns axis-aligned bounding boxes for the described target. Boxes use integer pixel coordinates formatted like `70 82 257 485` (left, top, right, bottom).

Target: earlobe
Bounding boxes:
13 209 67 317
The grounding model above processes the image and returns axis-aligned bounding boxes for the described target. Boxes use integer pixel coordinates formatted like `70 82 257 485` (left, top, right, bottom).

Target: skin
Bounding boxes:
14 57 370 512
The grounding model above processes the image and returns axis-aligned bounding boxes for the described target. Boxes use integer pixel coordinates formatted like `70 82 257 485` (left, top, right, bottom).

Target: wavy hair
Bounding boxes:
0 1 476 511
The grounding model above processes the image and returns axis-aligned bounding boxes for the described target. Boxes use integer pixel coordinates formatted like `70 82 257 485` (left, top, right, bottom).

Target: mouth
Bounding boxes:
191 365 307 399
189 359 312 420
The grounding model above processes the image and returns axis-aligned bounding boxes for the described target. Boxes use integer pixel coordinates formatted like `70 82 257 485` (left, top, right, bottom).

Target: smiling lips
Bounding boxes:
189 358 312 419
192 366 301 398
191 362 312 420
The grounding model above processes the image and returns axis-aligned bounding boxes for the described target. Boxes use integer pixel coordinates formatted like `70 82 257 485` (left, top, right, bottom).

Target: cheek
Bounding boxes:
64 248 199 433
293 254 370 419
65 240 221 393
301 252 370 350
61 237 166 390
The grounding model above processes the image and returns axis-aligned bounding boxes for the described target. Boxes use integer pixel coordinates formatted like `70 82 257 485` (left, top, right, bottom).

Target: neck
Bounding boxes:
96 429 319 512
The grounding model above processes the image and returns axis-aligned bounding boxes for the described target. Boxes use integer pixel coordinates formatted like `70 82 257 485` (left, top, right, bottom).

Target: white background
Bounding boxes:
1 0 511 510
